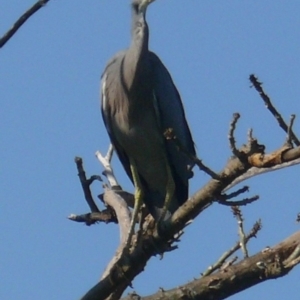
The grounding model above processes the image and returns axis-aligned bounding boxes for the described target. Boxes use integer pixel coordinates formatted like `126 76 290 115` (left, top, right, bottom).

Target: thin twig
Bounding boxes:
232 207 248 258
249 74 300 146
219 186 249 200
75 157 100 213
105 144 114 162
96 146 121 188
87 175 102 185
68 211 117 225
95 146 134 279
0 0 51 48
220 256 238 270
218 195 259 207
228 113 244 159
247 128 254 143
286 114 296 145
191 156 219 180
202 219 262 276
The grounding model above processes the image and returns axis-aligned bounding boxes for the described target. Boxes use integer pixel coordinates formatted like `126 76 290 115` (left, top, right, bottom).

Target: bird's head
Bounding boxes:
132 0 155 15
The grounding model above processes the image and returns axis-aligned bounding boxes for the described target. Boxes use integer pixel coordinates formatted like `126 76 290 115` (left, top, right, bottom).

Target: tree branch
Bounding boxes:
100 188 132 281
75 157 101 213
202 219 261 277
225 156 300 192
232 206 248 258
96 145 122 189
249 74 300 146
228 113 244 160
68 211 117 225
122 231 300 300
0 0 51 48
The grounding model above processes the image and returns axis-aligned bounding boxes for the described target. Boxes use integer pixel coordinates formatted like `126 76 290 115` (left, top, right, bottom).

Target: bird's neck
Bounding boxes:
130 4 149 51
131 14 149 53
123 12 150 90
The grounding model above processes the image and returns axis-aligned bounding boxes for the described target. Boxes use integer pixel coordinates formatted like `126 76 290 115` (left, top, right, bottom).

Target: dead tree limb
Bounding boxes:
202 219 262 277
121 230 300 300
249 74 300 146
225 153 300 192
0 0 51 48
68 211 117 225
75 157 100 213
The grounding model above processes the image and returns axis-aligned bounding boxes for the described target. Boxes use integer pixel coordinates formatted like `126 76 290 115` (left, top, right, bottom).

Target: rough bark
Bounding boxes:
122 231 300 300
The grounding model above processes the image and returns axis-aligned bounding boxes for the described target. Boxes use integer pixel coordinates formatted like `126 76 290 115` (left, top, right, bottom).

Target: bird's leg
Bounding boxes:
158 162 175 223
124 159 144 251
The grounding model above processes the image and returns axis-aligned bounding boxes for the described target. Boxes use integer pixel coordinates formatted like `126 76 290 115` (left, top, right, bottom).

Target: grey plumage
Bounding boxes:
101 0 195 221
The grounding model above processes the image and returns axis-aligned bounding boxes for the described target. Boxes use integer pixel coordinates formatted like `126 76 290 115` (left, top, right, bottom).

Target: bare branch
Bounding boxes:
218 195 259 207
96 146 121 189
249 74 300 146
122 230 300 300
217 186 259 206
286 114 296 145
228 113 244 160
68 211 117 225
99 190 135 210
75 157 100 213
284 246 300 267
225 156 300 192
102 188 131 246
220 256 238 271
105 144 114 162
0 0 51 48
232 207 248 258
202 219 261 277
247 128 254 143
219 186 249 200
101 188 132 280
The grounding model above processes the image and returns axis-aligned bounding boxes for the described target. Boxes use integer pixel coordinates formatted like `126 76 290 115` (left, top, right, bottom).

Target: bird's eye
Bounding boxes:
136 21 142 28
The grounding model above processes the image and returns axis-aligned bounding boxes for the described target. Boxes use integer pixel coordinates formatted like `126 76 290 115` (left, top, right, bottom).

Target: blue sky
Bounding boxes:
1 1 300 299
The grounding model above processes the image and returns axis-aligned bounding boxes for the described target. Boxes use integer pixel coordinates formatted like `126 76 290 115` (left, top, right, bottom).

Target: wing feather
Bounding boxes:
150 52 196 184
101 51 133 183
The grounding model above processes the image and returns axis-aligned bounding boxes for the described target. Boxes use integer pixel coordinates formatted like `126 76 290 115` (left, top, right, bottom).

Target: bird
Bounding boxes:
101 0 196 245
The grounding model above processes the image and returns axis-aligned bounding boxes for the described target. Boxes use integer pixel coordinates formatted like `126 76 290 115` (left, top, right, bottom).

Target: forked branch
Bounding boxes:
249 74 300 146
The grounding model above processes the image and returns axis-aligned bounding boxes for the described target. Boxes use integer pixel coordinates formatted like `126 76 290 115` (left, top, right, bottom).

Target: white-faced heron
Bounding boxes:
101 0 196 246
